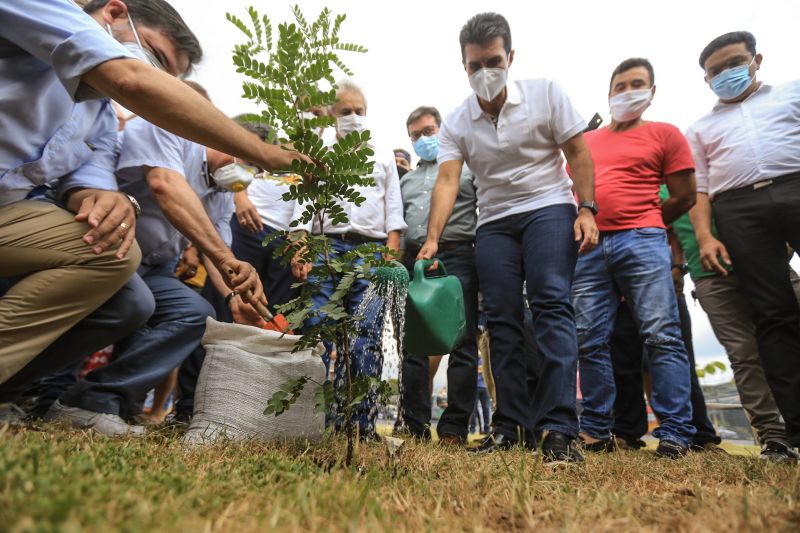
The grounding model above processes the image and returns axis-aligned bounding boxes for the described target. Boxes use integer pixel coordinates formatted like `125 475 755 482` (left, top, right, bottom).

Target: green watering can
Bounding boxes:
404 259 466 357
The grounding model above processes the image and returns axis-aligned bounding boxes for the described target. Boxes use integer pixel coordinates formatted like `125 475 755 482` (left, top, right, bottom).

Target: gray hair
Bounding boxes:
331 78 367 112
406 106 442 128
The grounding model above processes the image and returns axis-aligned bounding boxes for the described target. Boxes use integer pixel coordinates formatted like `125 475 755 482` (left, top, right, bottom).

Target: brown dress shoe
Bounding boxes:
438 433 465 447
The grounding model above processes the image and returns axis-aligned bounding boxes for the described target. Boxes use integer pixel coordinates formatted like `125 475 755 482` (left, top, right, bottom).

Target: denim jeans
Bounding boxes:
400 243 478 440
59 262 214 418
0 275 154 408
573 227 695 447
303 237 384 437
475 204 580 440
470 387 492 434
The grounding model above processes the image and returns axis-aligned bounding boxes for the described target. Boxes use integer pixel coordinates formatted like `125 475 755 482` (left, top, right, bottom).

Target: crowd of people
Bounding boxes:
1 1 799 466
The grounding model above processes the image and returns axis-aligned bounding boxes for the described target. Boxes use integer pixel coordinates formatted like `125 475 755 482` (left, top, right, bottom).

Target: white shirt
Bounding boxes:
246 174 297 231
438 79 586 226
116 118 233 265
292 143 407 239
686 80 800 198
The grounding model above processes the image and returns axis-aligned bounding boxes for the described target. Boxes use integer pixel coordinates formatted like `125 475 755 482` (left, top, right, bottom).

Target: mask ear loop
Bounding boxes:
127 13 146 49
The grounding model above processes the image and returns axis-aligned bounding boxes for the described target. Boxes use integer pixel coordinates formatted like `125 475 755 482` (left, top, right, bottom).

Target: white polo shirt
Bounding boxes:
686 80 800 199
438 79 586 226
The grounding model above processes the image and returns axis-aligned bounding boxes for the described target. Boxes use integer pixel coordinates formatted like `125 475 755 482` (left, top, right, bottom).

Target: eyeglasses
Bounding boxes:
706 56 753 80
409 125 437 142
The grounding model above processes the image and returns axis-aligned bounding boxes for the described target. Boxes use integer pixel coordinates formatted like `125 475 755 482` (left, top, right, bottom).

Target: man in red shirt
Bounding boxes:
572 58 697 458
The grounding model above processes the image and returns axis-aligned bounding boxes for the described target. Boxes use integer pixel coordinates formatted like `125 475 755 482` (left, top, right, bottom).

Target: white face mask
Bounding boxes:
107 13 166 71
212 161 255 192
609 88 653 122
469 67 507 102
336 114 368 138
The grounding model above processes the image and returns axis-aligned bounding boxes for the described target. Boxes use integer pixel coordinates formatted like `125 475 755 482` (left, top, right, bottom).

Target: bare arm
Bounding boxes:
417 160 463 260
203 256 266 327
146 167 266 306
688 192 731 275
662 169 696 226
560 133 598 254
82 60 303 171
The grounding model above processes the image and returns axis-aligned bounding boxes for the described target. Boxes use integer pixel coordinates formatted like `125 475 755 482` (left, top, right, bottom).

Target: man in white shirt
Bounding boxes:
686 30 800 453
419 13 598 463
292 79 407 439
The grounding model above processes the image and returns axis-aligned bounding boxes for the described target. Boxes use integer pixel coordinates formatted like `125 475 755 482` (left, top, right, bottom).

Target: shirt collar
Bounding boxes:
712 82 770 112
468 80 521 121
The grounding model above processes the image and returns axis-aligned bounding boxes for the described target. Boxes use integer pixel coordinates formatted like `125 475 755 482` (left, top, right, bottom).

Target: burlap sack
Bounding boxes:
182 318 326 445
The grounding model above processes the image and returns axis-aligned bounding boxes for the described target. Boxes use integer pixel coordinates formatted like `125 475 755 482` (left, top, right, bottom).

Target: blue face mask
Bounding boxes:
710 59 755 100
412 135 439 162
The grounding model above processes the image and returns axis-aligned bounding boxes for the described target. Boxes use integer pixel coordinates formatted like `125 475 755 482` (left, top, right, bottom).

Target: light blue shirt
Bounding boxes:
116 118 233 266
0 0 136 206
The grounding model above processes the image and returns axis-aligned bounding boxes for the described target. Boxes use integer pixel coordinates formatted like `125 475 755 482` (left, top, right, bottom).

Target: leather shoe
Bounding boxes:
468 432 529 454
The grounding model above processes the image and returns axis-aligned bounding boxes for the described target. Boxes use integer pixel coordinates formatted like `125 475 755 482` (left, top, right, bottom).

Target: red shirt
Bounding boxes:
584 122 694 231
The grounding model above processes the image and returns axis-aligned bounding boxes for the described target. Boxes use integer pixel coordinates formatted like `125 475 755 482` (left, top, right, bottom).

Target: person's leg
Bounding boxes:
694 275 790 446
475 215 528 441
613 228 695 448
571 237 618 441
0 201 141 383
58 266 215 418
399 355 432 438
0 274 154 406
675 292 720 447
435 245 479 441
610 300 649 444
521 204 581 439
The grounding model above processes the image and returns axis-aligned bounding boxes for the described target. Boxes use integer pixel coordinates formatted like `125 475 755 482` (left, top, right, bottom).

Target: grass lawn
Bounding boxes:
1 424 799 532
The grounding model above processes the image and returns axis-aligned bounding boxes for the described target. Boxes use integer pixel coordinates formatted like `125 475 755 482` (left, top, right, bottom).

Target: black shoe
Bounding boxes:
468 433 526 454
541 431 584 464
614 435 646 451
578 434 616 452
759 441 799 464
655 439 688 459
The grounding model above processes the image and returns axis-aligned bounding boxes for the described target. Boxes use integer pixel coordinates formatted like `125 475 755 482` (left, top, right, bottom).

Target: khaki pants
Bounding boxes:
0 201 140 384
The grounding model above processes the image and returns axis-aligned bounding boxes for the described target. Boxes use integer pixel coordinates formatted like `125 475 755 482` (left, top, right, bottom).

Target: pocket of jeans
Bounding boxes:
633 227 665 237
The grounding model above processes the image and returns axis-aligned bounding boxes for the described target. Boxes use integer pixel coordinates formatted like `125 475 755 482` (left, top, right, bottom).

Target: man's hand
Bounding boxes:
175 245 200 280
234 191 263 234
385 231 401 261
218 256 267 309
291 252 312 281
230 295 267 328
671 266 686 294
262 143 312 172
68 189 137 258
698 236 731 275
574 209 599 254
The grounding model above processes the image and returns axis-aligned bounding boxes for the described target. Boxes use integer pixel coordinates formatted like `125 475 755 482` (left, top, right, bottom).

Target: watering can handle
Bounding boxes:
414 258 447 280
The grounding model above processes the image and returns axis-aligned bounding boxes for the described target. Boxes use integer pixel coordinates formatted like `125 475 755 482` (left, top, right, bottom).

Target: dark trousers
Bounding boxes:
611 295 720 446
0 275 154 407
475 204 580 440
176 218 299 416
712 175 800 447
400 243 479 440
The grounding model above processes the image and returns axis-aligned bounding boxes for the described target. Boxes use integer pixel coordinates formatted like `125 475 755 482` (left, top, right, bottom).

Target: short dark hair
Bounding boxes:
233 115 276 145
84 0 203 71
406 106 442 129
459 13 511 63
698 31 756 69
609 58 655 92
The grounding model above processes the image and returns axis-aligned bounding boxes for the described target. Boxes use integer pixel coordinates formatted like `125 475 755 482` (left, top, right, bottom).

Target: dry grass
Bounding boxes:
1 424 799 532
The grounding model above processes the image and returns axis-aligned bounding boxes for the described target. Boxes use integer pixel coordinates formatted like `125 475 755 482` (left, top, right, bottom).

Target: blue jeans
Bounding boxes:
572 228 695 447
59 262 214 418
303 237 383 437
475 204 580 440
400 243 479 440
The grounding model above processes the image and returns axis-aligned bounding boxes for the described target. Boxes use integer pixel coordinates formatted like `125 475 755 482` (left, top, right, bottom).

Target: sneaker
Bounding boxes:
578 433 616 452
759 441 799 464
691 442 729 454
655 439 688 459
0 402 26 426
541 431 584 464
45 400 145 437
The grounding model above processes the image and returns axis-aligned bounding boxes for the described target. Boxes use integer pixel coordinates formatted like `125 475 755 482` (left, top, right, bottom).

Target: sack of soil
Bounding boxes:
183 318 326 445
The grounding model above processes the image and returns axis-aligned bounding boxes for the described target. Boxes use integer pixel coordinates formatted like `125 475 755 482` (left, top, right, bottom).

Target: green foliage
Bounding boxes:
264 376 310 416
229 5 394 444
696 360 727 378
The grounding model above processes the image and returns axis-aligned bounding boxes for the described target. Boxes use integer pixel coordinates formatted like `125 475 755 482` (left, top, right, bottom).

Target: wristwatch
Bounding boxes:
672 263 689 275
578 200 599 215
125 193 142 218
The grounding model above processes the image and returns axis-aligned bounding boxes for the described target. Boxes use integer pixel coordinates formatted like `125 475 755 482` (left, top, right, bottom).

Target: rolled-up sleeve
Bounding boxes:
58 102 120 197
382 156 407 233
0 0 134 101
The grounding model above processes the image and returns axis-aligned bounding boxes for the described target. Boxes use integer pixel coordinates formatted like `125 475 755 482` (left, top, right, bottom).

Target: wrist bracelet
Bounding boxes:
225 291 237 306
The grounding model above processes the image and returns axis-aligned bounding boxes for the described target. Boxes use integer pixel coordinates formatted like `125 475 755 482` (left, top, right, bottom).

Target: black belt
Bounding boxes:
324 232 384 244
713 170 800 202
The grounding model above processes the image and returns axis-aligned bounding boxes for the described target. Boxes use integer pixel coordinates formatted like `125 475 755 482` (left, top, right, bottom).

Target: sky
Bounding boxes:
171 0 800 385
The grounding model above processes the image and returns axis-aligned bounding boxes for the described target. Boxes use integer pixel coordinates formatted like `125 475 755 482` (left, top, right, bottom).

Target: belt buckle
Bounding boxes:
753 179 773 190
